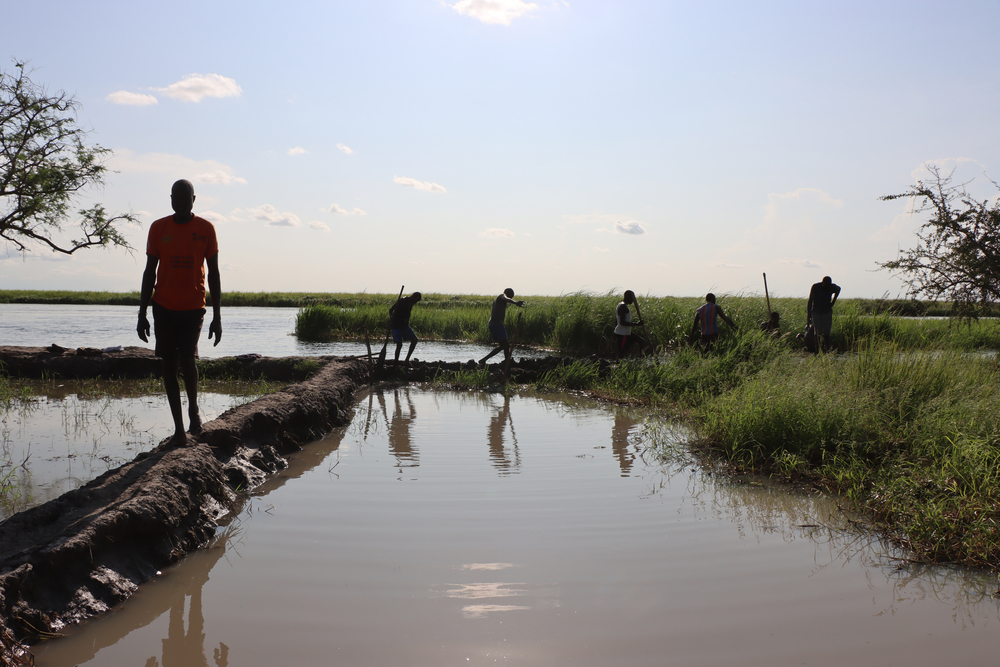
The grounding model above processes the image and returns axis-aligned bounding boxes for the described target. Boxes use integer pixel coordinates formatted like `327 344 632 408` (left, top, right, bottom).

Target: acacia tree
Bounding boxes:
1 61 134 256
877 165 1000 315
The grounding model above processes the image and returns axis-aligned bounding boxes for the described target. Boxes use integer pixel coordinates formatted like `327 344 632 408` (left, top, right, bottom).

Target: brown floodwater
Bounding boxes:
29 387 1000 666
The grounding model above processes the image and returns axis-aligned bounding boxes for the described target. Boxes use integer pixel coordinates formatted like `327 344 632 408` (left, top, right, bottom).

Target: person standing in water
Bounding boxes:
691 293 736 353
479 288 526 365
389 291 422 365
614 290 646 359
807 276 841 353
137 179 221 445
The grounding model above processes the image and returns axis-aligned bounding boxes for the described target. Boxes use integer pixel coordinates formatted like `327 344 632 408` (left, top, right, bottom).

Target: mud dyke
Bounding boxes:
0 354 368 663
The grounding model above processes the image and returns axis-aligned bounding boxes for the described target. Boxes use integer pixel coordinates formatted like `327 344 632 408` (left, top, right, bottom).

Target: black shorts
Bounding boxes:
152 302 205 360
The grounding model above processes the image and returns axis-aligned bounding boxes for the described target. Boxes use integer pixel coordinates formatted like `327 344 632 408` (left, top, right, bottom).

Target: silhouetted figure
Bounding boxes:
807 276 841 353
479 288 525 365
389 292 421 364
138 180 221 445
691 293 736 353
614 290 646 359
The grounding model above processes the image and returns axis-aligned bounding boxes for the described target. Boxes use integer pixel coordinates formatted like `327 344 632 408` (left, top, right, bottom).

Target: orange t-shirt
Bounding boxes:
146 215 219 311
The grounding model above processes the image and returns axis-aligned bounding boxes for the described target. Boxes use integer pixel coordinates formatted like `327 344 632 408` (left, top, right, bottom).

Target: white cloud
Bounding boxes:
288 147 307 156
394 175 447 193
310 221 330 231
594 247 610 252
199 211 229 224
108 150 247 185
614 220 645 235
337 144 354 155
328 203 368 216
235 205 302 227
196 170 248 185
448 0 539 25
155 74 242 103
480 228 514 238
106 91 158 106
0 246 70 262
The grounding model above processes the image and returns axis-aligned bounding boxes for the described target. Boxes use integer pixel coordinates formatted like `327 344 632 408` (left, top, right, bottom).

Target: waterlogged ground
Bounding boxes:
29 387 1000 667
0 380 267 519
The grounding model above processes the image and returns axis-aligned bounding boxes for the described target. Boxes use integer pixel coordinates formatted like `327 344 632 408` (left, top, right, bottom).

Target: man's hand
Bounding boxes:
209 318 223 346
137 312 150 343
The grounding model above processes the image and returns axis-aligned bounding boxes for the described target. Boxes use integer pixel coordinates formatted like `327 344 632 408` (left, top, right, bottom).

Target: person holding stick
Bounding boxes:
389 291 421 365
479 288 525 365
691 293 736 353
614 290 646 359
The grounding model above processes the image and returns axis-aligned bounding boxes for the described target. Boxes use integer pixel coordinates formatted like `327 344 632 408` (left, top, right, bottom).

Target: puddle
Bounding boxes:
28 387 1000 666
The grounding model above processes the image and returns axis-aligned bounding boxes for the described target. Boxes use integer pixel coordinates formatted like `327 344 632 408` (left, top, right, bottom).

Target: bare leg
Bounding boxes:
394 342 403 365
180 355 202 433
405 339 418 362
162 356 186 443
479 344 505 365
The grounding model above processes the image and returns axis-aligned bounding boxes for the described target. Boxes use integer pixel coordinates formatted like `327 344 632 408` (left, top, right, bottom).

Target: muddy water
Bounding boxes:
29 387 1000 666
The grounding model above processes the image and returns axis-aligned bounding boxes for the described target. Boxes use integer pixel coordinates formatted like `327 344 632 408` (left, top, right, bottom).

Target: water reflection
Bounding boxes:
486 395 520 475
385 387 418 472
31 388 1000 667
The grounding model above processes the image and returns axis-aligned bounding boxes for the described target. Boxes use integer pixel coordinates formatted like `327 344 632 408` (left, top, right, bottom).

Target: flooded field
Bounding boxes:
27 387 1000 666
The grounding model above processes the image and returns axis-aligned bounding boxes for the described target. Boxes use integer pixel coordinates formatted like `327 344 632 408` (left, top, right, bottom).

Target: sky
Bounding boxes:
2 0 999 299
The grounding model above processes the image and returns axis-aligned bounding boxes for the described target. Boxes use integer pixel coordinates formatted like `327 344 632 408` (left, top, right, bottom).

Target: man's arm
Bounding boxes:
207 253 222 346
719 307 736 330
137 255 158 342
830 284 842 308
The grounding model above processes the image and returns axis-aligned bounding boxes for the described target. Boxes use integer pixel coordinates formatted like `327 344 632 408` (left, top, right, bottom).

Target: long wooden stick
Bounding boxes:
763 273 772 317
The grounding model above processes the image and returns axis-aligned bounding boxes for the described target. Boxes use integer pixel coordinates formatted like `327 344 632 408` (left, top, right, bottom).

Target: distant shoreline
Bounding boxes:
0 289 992 318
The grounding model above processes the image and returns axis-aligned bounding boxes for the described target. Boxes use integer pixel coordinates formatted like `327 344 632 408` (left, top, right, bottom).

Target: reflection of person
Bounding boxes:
389 292 422 365
807 276 841 353
611 412 635 476
388 388 417 469
137 179 221 445
479 288 525 365
614 290 646 359
691 293 736 353
487 395 519 473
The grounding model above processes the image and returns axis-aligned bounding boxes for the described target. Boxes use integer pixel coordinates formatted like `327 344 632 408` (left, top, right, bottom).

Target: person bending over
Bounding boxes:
389 292 422 365
479 288 525 365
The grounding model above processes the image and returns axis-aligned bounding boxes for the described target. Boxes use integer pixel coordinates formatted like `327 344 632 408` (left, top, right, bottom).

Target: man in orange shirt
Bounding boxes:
137 179 222 444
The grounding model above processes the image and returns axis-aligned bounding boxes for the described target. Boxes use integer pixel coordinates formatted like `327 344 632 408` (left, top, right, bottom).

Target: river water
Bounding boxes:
0 304 547 362
4 306 1000 665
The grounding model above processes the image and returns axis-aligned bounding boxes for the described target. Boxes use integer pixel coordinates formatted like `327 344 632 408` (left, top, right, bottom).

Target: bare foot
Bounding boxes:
188 410 202 435
168 431 188 447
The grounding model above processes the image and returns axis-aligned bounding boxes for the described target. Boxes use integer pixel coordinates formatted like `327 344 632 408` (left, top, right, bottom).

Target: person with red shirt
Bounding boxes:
137 179 222 444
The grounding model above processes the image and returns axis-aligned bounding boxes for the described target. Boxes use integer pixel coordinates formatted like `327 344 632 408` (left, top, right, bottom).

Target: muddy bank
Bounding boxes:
0 346 333 383
0 355 368 659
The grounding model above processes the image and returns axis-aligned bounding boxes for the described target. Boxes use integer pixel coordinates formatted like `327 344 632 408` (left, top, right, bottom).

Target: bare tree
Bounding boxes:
1 60 134 256
878 165 1000 315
